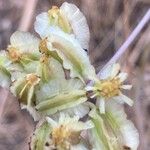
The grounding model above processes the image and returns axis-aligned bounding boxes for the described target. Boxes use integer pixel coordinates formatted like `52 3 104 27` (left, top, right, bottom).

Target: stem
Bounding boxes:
18 0 38 31
98 9 150 77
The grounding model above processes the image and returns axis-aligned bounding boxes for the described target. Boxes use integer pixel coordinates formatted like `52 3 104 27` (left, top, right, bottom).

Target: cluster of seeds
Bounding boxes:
0 2 139 150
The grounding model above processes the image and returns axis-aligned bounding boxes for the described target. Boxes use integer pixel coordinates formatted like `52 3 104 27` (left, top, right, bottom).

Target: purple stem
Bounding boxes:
97 9 150 77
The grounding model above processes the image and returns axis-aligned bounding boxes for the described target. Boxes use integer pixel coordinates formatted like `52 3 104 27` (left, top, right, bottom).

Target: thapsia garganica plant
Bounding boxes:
0 2 139 150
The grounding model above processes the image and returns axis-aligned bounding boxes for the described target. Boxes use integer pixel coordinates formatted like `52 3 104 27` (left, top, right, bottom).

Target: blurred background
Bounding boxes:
0 0 150 149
